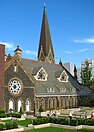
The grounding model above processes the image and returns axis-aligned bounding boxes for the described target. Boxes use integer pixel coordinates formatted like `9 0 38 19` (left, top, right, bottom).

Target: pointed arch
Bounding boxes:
61 97 66 108
41 98 45 110
65 97 68 108
18 98 23 112
58 97 61 108
25 98 31 112
48 98 53 109
36 98 40 110
53 98 57 109
9 99 14 111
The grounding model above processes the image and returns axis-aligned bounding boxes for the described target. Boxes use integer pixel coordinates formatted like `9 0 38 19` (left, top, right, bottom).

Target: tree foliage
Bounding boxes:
81 61 92 86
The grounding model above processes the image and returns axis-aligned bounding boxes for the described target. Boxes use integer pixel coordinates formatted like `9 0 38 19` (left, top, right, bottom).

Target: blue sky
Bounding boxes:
0 0 94 67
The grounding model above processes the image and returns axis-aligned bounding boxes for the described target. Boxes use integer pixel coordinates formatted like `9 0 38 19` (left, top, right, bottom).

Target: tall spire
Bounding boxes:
38 5 55 63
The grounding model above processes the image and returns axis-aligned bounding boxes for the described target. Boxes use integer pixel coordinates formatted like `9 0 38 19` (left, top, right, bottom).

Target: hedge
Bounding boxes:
33 117 94 126
0 122 18 131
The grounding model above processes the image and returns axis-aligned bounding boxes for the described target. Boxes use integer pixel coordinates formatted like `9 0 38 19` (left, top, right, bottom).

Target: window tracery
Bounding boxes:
35 68 48 81
58 71 68 82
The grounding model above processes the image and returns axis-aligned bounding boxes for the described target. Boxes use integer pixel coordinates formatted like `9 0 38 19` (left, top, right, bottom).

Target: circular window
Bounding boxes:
8 78 23 96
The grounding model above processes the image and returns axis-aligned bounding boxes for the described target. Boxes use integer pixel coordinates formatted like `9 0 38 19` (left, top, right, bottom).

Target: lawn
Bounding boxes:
24 127 94 132
3 118 32 127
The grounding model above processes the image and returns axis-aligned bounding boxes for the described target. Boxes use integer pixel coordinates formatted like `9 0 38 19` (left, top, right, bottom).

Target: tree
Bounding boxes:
81 61 92 86
89 78 94 89
38 105 43 116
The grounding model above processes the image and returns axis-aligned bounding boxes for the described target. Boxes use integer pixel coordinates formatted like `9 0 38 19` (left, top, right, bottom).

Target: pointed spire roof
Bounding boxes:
14 45 22 52
59 59 63 66
38 5 54 62
74 64 77 80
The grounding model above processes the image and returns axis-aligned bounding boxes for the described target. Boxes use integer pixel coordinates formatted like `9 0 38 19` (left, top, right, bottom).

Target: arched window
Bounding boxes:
25 99 30 112
48 98 53 109
61 97 67 108
18 99 23 112
36 98 40 110
53 98 57 109
9 99 14 111
41 98 45 110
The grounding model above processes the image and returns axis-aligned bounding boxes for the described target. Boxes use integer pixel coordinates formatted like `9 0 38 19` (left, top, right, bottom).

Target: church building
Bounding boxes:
0 6 92 114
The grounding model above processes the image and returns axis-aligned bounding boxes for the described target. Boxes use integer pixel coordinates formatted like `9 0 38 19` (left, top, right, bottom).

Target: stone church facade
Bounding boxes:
0 6 93 115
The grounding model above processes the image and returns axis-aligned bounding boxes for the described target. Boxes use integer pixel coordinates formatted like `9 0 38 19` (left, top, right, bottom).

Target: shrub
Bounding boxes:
0 109 5 114
12 121 18 128
5 121 18 129
6 113 11 117
61 118 69 125
19 107 23 114
5 122 14 129
83 119 94 126
11 113 21 118
33 117 94 126
0 124 5 130
78 118 85 125
69 119 78 126
0 113 6 118
33 118 42 125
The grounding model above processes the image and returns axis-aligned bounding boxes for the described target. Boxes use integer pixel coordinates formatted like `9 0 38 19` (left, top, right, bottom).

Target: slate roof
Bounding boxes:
21 58 92 96
32 66 42 75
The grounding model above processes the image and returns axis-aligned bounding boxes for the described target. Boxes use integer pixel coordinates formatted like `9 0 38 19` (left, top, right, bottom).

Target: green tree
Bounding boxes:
81 61 92 86
38 105 43 116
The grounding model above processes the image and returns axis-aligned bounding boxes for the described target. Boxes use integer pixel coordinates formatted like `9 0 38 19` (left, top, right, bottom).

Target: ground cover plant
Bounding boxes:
24 127 94 132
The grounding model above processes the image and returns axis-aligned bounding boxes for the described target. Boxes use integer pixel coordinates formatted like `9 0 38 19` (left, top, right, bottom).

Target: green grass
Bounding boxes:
3 118 32 127
15 118 32 127
24 127 94 132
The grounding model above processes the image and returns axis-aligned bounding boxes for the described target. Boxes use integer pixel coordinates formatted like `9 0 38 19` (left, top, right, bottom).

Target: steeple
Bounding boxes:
38 5 55 63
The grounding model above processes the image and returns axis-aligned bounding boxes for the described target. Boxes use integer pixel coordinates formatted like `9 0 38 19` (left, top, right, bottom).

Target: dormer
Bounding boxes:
55 69 68 82
32 66 48 81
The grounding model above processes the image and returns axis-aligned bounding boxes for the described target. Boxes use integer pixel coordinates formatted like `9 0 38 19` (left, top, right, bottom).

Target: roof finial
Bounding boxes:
44 3 46 7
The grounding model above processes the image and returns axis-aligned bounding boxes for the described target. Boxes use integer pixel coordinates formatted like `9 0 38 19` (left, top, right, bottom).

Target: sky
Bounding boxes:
0 0 94 67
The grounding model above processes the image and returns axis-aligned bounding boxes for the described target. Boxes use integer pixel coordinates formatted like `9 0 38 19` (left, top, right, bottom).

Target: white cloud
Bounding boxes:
73 37 94 43
77 48 89 53
25 50 37 56
0 41 14 51
63 50 73 54
64 48 91 54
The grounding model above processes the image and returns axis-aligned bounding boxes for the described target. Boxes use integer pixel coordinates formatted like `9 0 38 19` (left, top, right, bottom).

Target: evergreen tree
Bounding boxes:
38 105 43 116
81 61 92 86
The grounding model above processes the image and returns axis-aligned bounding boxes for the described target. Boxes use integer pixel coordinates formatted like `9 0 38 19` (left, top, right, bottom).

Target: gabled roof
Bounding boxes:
5 57 36 85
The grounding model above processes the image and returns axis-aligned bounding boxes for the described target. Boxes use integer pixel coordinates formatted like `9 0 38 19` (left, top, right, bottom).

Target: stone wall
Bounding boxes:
0 44 5 109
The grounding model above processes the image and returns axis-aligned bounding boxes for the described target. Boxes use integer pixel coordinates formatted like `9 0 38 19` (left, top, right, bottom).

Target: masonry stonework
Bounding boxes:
0 44 5 109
